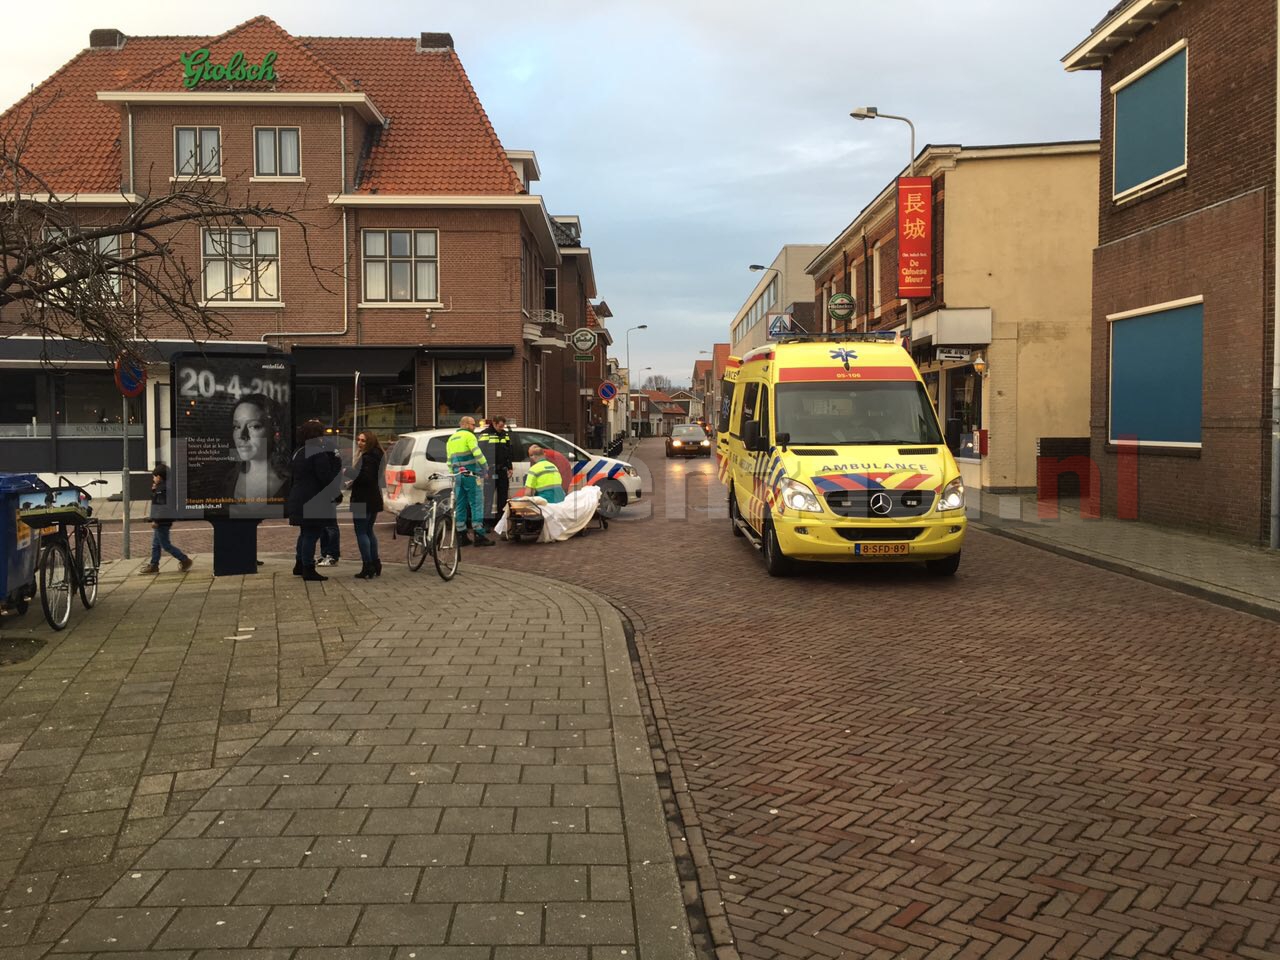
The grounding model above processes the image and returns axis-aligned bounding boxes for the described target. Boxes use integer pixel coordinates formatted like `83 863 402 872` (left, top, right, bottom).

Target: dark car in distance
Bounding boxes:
666 423 712 458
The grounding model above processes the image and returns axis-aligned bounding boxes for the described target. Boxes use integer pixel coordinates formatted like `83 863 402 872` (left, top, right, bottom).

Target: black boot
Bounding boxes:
372 559 382 577
293 562 302 575
301 566 327 582
353 562 371 580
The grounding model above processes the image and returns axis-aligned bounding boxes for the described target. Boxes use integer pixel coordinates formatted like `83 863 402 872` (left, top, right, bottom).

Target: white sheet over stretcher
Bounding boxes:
493 485 602 542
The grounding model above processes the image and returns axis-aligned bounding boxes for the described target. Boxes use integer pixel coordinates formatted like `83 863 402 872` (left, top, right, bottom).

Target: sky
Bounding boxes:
0 1 1105 387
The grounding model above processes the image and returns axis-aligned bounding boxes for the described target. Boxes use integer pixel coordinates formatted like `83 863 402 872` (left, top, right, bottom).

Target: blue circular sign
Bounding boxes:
114 355 146 398
597 381 618 401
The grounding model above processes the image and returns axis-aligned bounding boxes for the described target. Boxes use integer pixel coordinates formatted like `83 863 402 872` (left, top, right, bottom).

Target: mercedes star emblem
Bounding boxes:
869 492 893 516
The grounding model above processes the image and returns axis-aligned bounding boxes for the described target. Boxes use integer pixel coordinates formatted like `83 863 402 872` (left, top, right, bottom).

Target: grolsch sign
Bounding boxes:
181 49 278 89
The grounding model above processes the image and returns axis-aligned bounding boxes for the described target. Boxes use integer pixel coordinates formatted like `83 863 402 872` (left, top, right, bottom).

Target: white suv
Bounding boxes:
382 427 642 518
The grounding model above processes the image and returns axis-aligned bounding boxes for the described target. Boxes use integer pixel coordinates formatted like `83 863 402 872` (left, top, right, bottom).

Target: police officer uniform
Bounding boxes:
478 422 514 521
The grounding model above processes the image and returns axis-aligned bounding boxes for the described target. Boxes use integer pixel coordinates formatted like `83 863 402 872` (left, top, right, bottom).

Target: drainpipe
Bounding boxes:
126 104 135 194
1272 1 1280 548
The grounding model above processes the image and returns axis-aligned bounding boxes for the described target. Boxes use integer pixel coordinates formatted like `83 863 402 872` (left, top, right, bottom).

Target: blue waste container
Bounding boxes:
0 473 46 615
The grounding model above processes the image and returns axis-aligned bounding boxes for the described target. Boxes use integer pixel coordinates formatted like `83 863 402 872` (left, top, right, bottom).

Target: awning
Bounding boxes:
291 345 417 380
423 346 515 360
910 308 992 347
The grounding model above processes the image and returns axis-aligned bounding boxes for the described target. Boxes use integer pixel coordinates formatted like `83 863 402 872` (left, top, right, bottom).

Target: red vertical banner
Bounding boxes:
897 176 933 299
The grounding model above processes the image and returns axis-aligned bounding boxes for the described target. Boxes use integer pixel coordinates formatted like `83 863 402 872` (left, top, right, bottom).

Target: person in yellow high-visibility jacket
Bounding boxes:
446 416 493 546
522 445 565 504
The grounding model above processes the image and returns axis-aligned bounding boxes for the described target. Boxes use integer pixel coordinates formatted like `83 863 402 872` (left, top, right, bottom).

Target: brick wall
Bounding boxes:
1092 0 1276 542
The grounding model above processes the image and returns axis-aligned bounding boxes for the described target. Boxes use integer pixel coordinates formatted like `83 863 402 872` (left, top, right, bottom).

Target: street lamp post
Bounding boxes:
625 324 648 441
850 106 917 336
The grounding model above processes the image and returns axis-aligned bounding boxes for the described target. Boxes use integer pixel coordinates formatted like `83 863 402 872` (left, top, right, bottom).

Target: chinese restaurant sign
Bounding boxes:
181 49 278 89
897 176 933 299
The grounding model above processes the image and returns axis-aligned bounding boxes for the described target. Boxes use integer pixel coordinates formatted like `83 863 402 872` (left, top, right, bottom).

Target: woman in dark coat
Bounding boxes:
346 429 385 579
287 419 343 581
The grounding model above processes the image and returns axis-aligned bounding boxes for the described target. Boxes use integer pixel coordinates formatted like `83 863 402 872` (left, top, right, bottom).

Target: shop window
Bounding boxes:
361 382 414 439
254 127 301 177
362 230 439 302
56 373 142 437
175 126 221 177
1113 43 1187 198
1109 300 1202 445
202 228 279 301
434 359 484 427
946 366 983 459
0 372 52 438
296 385 338 428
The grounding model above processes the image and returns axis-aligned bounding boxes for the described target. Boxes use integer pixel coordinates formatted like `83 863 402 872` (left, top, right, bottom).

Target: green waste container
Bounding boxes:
0 473 46 616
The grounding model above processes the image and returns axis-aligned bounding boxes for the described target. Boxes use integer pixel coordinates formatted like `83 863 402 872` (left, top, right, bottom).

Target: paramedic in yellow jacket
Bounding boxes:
523 445 566 504
447 416 494 547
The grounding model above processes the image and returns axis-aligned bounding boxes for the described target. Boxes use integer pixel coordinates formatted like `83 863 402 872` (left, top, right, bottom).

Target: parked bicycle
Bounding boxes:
405 472 460 581
18 477 104 631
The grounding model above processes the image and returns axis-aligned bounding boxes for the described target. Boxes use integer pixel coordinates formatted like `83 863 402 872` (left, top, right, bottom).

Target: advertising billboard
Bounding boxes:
171 353 294 515
897 176 933 299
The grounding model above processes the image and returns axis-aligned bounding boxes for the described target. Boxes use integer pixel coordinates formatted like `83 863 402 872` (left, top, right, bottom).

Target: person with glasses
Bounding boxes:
345 430 385 579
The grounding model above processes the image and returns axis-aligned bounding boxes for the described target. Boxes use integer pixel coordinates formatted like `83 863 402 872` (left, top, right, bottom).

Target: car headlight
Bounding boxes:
623 465 639 478
700 440 710 446
938 476 965 512
672 440 683 446
778 478 822 513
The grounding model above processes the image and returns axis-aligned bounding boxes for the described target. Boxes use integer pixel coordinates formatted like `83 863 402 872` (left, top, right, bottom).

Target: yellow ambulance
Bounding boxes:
720 335 966 577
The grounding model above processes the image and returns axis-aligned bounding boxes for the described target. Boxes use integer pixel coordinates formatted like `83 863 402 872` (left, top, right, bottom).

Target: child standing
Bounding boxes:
141 463 193 574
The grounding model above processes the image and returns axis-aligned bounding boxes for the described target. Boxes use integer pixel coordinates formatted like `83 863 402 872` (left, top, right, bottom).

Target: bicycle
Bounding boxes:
405 472 461 581
20 478 104 631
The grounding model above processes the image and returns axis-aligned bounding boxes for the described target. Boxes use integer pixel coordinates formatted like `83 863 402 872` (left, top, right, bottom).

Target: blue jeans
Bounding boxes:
151 524 188 565
320 524 340 559
295 527 321 568
456 475 485 534
353 512 380 565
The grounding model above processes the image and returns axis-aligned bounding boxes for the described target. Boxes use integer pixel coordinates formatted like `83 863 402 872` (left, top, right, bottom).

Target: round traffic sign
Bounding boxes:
114 354 146 398
597 381 618 401
828 293 855 321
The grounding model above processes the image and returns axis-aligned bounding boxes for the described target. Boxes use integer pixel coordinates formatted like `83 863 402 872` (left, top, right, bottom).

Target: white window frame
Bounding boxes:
174 126 222 178
360 229 441 305
431 358 487 427
252 126 303 180
1106 294 1203 448
1111 39 1189 203
201 227 282 304
871 242 882 316
42 229 123 303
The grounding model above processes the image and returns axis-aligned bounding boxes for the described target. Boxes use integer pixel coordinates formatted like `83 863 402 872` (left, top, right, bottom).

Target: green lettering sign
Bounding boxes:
180 48 278 89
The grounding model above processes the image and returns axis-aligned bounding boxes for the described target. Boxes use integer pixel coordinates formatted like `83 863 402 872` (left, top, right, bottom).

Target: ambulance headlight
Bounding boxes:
939 477 965 512
778 478 822 513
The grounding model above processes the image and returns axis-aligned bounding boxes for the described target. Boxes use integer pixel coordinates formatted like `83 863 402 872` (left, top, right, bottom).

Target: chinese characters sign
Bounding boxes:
897 176 933 299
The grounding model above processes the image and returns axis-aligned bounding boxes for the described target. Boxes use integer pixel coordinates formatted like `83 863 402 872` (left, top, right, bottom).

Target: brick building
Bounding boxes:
0 17 593 489
1064 0 1278 543
808 142 1100 495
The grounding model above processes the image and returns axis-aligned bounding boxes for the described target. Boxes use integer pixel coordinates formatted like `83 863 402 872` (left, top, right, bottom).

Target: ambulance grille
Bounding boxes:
897 447 938 455
835 527 924 542
824 490 935 518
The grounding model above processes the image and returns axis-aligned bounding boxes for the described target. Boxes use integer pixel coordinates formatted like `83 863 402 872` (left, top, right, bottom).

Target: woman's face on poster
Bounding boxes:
232 402 271 462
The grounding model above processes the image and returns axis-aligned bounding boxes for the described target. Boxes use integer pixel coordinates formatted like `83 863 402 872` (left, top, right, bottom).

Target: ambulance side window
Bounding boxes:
758 386 771 444
734 382 759 439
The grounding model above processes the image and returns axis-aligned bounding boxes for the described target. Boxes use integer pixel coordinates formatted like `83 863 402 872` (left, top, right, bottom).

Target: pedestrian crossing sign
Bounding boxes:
767 314 796 339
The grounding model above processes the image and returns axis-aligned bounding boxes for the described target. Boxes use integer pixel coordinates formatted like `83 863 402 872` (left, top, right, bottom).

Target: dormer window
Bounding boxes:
175 127 220 177
255 127 301 178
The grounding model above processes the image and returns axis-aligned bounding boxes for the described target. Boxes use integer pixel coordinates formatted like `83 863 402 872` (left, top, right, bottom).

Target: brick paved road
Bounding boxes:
463 439 1280 960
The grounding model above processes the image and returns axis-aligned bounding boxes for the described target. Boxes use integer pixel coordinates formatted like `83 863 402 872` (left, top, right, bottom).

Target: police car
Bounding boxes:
382 426 642 519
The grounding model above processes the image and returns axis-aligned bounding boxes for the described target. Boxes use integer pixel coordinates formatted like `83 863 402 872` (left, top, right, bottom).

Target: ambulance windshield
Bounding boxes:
774 381 943 446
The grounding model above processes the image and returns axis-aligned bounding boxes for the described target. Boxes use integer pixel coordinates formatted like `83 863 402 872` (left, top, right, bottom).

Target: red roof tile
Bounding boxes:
693 359 712 378
1 18 522 196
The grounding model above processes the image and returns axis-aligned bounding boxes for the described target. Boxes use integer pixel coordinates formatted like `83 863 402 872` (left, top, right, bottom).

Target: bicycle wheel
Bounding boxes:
39 541 74 631
77 524 100 608
406 524 429 571
433 515 459 581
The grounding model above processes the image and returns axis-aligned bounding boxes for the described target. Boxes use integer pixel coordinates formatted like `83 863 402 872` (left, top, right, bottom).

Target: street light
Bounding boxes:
850 106 918 336
625 324 648 440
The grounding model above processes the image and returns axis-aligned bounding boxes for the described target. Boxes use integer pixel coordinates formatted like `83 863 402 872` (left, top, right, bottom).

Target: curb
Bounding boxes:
975 522 1280 624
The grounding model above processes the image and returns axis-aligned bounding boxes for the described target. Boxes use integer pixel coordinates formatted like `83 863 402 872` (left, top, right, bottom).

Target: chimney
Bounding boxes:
89 28 126 49
417 32 454 52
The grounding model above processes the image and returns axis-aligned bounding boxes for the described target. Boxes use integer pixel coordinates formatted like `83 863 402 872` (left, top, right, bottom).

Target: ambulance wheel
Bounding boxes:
728 488 744 537
597 479 624 519
762 519 793 577
926 552 961 577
